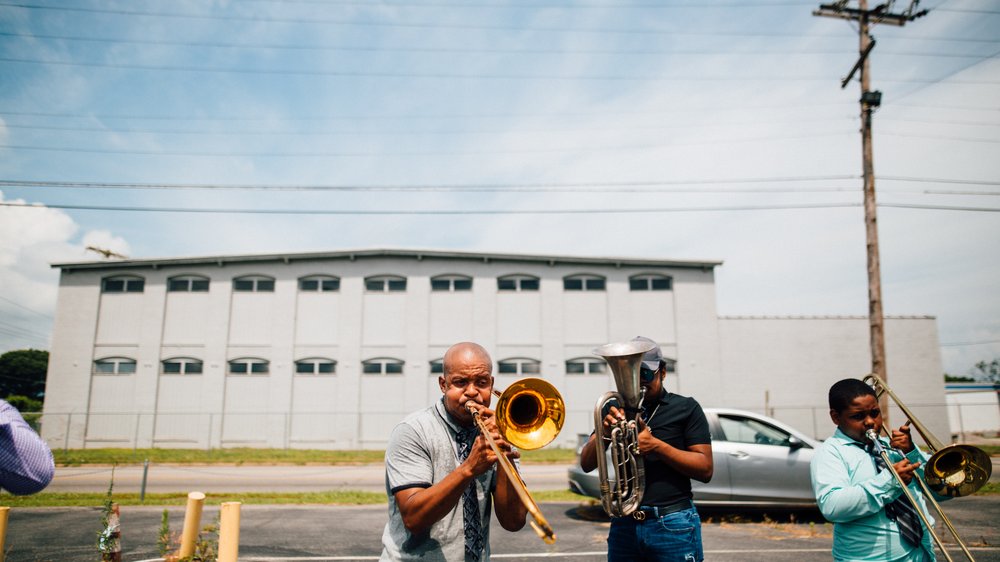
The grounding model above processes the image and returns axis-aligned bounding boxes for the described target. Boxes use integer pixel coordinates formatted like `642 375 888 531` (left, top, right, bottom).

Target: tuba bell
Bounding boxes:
591 339 656 518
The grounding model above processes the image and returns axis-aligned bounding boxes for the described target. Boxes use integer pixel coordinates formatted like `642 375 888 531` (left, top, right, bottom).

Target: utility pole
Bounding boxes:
813 1 926 417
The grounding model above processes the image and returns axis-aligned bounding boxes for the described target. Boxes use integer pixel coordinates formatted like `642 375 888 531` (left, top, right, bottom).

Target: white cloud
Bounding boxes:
0 192 131 352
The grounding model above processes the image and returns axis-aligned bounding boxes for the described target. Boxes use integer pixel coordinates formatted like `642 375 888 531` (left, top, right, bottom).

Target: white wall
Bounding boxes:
41 251 946 452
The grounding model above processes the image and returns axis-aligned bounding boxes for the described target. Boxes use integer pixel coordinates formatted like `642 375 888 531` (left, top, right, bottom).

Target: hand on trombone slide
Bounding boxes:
463 402 520 477
889 420 915 454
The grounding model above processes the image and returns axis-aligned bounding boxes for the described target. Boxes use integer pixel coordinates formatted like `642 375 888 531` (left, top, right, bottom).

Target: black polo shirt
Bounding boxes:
639 390 712 507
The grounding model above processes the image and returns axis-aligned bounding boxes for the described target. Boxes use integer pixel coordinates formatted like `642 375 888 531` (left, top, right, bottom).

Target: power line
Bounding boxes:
0 2 857 38
1 200 868 214
0 296 53 320
1 30 987 58
941 339 1000 347
0 102 858 122
5 56 942 82
3 200 998 214
2 176 997 192
0 130 859 156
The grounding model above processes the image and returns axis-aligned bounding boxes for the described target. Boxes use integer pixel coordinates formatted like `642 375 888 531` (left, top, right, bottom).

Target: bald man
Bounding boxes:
380 342 527 562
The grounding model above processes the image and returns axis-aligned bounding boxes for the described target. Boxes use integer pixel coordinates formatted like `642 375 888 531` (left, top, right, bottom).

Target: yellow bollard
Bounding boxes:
178 491 206 559
217 502 242 562
0 506 9 562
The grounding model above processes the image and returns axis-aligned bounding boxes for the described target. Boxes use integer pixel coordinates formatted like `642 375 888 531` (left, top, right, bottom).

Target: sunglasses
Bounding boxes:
640 366 658 383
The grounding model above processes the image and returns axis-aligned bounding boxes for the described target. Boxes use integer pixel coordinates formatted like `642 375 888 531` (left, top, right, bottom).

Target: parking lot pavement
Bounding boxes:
5 497 999 562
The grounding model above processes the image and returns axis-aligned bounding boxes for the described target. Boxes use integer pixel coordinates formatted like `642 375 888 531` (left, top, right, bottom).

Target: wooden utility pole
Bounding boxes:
813 1 926 417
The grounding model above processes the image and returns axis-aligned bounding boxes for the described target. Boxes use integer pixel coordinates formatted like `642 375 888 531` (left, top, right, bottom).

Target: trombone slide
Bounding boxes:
466 403 556 544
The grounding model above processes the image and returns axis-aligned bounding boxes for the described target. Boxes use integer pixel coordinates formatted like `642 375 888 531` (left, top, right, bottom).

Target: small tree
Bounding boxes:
0 349 48 402
972 358 1000 383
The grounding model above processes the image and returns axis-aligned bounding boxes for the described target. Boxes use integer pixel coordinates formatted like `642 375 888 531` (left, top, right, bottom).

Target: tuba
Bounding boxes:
864 373 992 562
591 339 656 518
465 377 564 543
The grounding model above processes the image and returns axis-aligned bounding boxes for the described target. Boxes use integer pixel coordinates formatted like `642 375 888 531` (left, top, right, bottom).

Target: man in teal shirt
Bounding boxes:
810 379 938 562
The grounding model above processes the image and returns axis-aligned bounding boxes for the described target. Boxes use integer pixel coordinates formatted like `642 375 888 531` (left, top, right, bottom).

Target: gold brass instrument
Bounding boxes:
864 373 993 562
465 377 565 544
591 339 656 518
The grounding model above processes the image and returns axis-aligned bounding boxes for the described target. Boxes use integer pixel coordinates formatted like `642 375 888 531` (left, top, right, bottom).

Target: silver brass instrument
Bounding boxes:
864 373 993 562
591 339 656 518
465 377 565 544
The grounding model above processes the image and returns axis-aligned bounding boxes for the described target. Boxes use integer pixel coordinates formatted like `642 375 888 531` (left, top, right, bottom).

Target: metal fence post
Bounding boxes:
63 413 72 452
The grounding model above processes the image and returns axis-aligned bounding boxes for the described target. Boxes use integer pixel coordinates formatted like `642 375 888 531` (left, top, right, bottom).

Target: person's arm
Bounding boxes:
810 443 917 523
0 400 55 495
636 423 713 483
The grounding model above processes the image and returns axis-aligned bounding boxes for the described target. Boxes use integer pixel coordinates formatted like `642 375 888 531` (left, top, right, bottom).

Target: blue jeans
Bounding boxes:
608 507 703 562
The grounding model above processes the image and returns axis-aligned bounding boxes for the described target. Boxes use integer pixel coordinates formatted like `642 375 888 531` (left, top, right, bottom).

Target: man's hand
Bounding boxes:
603 405 626 429
892 458 921 485
890 421 915 453
636 418 661 457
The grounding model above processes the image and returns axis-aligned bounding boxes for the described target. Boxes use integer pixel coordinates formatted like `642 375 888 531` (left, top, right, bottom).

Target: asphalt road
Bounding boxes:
5 497 999 562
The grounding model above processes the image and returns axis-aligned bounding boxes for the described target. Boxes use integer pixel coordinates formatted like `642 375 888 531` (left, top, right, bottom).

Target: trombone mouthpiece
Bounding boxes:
865 429 879 443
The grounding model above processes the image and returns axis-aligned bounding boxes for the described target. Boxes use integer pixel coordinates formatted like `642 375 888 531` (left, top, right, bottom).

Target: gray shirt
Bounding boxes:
380 398 497 561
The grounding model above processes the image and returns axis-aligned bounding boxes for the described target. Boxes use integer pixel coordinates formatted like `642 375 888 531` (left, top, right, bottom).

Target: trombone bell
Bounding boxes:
495 378 565 451
925 444 993 497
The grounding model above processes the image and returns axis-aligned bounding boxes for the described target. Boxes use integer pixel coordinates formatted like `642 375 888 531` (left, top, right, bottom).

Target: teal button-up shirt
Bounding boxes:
810 428 936 562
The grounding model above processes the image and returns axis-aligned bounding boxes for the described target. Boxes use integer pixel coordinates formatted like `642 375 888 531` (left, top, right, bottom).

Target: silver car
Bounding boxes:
567 408 821 507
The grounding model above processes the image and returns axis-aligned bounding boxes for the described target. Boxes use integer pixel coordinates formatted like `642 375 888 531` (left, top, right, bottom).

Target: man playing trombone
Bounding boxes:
380 342 527 561
811 378 942 561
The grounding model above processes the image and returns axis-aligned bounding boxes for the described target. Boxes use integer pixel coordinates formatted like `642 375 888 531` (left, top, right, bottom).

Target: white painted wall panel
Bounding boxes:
95 294 144 345
496 293 541 344
429 293 474 345
163 294 210 346
228 292 276 345
295 293 340 345
562 292 609 345
362 294 406 345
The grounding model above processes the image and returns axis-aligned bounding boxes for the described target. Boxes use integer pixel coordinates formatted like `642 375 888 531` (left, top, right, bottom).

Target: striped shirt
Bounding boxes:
0 399 55 495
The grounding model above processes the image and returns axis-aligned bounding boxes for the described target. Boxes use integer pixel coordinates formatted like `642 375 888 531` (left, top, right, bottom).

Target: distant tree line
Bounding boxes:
0 348 48 413
944 357 1000 384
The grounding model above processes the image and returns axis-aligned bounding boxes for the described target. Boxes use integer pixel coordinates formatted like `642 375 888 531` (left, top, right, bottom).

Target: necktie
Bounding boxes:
867 443 924 548
456 426 484 561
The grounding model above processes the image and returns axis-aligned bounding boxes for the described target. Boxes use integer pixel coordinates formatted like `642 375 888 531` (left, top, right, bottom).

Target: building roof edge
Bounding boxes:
52 247 723 271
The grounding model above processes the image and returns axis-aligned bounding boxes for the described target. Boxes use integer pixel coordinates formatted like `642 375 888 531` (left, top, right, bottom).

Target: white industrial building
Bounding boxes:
41 248 950 450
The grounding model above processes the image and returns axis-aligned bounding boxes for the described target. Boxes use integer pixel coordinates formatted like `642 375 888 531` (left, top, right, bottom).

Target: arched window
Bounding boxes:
629 274 672 291
228 357 269 375
563 274 605 291
94 357 137 375
162 357 204 375
362 357 405 375
233 276 275 292
101 275 145 293
498 358 541 376
295 358 337 375
497 274 539 292
431 274 473 292
365 275 407 292
299 275 340 292
429 359 444 374
565 357 607 375
168 275 210 292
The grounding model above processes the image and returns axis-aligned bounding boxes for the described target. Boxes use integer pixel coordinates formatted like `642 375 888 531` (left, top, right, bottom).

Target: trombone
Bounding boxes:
864 373 993 562
465 377 565 544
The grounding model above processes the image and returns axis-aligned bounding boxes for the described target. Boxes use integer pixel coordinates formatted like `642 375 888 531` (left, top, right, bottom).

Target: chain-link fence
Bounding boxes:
30 398 999 451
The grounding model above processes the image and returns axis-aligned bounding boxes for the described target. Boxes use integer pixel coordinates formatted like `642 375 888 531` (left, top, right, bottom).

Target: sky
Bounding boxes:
0 0 998 377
